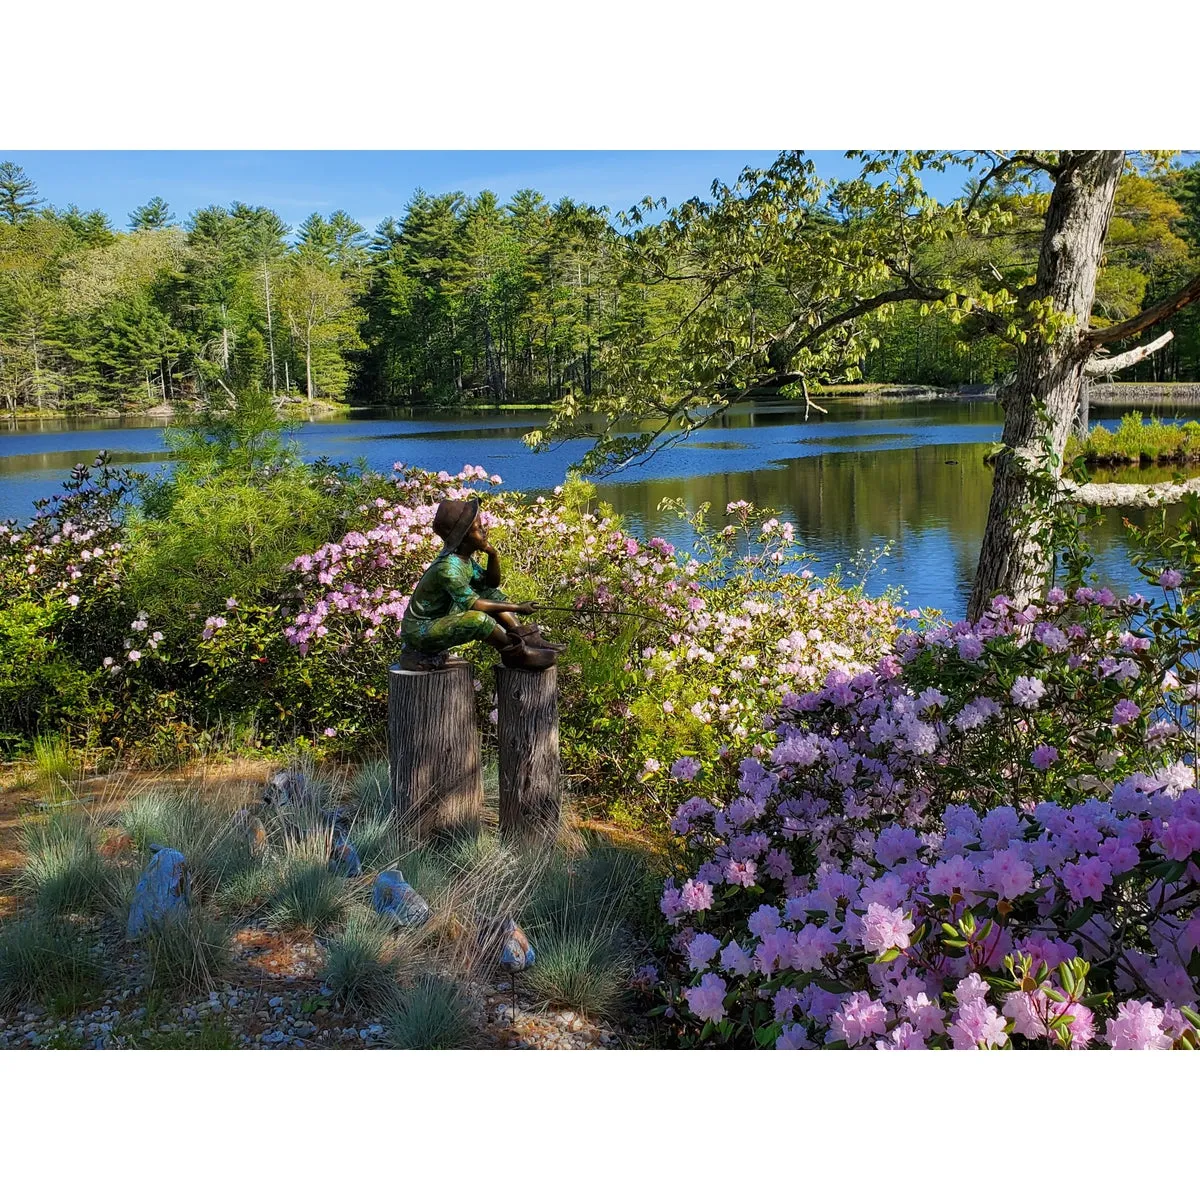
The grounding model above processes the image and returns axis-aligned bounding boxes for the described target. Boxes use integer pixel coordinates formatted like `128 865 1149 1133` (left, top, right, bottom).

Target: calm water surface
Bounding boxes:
1 398 1193 617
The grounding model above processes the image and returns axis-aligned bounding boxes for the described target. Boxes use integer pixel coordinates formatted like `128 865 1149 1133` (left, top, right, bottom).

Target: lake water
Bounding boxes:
0 398 1191 617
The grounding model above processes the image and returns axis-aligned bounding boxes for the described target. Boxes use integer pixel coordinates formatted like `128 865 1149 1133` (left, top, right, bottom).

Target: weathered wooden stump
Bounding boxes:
497 664 560 839
388 660 483 839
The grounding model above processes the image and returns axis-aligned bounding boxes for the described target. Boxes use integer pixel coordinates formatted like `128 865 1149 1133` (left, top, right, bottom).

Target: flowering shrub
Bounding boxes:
598 501 904 825
0 455 134 742
262 471 902 819
9 453 900 784
657 583 1200 1048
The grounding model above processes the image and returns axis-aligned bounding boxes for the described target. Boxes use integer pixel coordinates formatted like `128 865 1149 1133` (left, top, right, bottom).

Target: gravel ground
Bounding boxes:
0 926 624 1050
0 981 622 1050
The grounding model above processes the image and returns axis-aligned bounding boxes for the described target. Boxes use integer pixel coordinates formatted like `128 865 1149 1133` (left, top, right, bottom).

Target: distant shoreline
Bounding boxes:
954 381 1200 406
8 380 1200 424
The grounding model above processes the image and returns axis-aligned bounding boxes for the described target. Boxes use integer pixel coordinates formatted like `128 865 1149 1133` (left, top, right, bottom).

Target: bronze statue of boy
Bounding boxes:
399 497 561 671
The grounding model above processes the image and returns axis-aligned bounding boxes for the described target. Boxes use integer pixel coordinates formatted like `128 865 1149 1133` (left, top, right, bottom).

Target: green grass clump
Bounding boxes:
18 811 116 918
214 862 273 914
349 758 391 817
524 840 651 936
383 974 476 1049
0 916 106 1015
141 907 230 993
31 733 74 802
141 908 231 994
525 928 630 1019
1069 412 1200 464
398 850 451 903
128 1014 238 1050
346 811 398 871
517 837 654 1020
265 856 349 933
321 908 403 1011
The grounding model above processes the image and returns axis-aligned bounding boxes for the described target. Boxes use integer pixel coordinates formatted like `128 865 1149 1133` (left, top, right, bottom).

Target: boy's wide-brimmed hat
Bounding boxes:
432 497 480 550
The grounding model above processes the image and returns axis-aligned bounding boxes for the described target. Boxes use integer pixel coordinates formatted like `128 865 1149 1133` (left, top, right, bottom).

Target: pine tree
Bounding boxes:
0 162 40 223
129 196 176 230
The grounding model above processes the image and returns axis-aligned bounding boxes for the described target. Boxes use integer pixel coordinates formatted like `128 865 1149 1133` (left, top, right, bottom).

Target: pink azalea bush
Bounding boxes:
261 471 903 815
658 584 1200 1049
0 454 136 736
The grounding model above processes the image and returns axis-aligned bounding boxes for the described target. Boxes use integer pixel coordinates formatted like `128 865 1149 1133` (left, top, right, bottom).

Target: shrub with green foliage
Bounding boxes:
1069 411 1200 464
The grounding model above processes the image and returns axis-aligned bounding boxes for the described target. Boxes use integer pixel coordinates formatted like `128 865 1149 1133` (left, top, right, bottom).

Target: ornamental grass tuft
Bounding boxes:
18 809 118 919
383 974 475 1049
0 915 106 1015
141 907 232 995
321 907 403 1012
525 927 631 1019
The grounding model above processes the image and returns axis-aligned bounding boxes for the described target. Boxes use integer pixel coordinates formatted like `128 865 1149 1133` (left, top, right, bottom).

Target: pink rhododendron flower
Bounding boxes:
1010 676 1047 709
1030 744 1059 770
670 756 700 781
776 1023 813 1049
686 932 722 970
827 992 888 1047
950 999 1009 1049
981 848 1035 900
1104 1000 1174 1049
860 903 916 955
954 974 990 1006
680 879 714 912
875 1022 927 1049
684 973 728 1024
720 940 754 976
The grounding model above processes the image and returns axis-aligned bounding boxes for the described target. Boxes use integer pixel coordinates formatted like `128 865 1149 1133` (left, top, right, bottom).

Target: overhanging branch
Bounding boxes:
1084 330 1175 377
1086 273 1200 346
1065 475 1200 508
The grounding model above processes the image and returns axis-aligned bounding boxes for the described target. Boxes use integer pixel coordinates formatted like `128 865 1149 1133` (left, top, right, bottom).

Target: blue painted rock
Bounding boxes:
500 919 535 970
329 825 362 877
372 870 431 927
127 847 190 939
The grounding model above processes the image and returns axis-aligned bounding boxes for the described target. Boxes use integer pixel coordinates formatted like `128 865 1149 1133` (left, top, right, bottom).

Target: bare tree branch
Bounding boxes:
1084 330 1175 377
1065 475 1200 508
800 375 827 421
1086 273 1200 346
963 152 1060 221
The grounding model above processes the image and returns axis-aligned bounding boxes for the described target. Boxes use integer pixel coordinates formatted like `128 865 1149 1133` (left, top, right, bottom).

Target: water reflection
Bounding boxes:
0 400 1194 617
596 441 1181 615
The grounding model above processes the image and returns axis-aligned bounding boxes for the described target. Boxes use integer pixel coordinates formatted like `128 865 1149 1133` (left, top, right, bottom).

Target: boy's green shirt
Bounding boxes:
402 550 504 631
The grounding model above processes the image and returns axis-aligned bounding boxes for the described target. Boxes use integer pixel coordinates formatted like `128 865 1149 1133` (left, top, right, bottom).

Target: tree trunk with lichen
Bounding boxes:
967 151 1126 622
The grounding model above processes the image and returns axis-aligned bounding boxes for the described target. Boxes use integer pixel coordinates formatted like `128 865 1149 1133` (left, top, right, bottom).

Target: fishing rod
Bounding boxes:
529 601 680 629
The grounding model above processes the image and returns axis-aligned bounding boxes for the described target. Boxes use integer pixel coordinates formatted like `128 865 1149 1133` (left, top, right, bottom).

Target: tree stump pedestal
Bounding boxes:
497 663 560 840
388 660 483 839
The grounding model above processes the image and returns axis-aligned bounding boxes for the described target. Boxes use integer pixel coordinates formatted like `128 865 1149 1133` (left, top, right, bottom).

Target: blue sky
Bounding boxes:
3 150 977 236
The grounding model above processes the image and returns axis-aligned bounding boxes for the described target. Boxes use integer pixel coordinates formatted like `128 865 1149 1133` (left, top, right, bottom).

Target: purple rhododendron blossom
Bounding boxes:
684 973 728 1024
